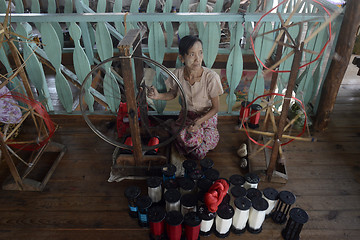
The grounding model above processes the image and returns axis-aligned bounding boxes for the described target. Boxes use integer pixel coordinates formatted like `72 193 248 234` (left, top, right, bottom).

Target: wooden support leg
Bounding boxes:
267 43 304 181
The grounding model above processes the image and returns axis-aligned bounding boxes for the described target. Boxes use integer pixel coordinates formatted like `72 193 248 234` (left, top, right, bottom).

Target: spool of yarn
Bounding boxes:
162 163 177 182
148 206 166 240
165 211 183 240
232 197 252 234
200 157 214 172
215 203 235 238
164 189 181 212
246 188 262 201
163 178 178 193
182 160 197 177
178 177 195 195
247 197 269 234
197 178 213 203
230 185 247 207
204 168 220 183
198 204 216 236
239 101 251 125
243 172 260 189
180 193 198 216
263 187 279 216
147 176 163 205
136 195 153 228
184 212 201 240
229 174 245 188
145 136 160 155
248 104 262 129
189 169 204 185
231 186 247 199
124 185 141 218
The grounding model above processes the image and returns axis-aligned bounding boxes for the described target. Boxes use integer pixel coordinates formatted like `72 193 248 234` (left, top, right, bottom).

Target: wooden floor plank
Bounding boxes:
1 63 360 240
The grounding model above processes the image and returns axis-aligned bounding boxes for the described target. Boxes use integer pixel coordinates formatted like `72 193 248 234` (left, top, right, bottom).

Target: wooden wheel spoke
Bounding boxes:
303 47 318 55
277 12 297 47
264 50 295 73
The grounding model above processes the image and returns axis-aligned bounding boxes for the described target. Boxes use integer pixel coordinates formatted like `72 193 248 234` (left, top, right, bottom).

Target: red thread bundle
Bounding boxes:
204 179 229 213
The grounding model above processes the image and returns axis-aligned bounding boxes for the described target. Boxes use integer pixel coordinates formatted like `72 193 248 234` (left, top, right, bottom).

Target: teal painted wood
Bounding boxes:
113 0 125 36
14 0 24 13
199 0 223 68
96 0 106 12
69 22 94 112
147 0 167 113
163 0 174 48
127 0 140 31
244 0 257 51
228 0 241 50
152 69 167 114
147 0 156 13
299 25 328 105
41 23 73 112
176 0 190 68
31 0 40 12
75 0 94 64
196 0 208 39
47 0 56 13
314 12 344 113
178 0 190 39
202 22 221 68
213 0 224 13
226 23 243 113
148 23 165 63
95 23 113 63
29 0 41 31
64 0 74 28
47 0 65 50
16 22 53 111
64 0 73 13
0 0 7 13
95 21 120 113
0 45 25 95
248 21 273 104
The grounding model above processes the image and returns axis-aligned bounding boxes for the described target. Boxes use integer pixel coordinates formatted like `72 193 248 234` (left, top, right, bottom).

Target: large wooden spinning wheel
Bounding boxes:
79 30 187 171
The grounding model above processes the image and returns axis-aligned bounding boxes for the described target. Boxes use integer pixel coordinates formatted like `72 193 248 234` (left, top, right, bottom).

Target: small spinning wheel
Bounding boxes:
79 30 187 168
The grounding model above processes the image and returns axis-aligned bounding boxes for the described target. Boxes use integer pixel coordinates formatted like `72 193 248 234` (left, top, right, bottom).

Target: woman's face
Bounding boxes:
181 41 203 71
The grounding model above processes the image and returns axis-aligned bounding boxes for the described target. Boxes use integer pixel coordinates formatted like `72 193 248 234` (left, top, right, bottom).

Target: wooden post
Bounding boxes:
118 29 143 166
314 0 360 131
267 43 303 180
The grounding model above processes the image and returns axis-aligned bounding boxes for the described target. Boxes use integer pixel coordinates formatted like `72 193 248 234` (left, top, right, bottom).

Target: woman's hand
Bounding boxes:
147 86 159 100
188 122 200 133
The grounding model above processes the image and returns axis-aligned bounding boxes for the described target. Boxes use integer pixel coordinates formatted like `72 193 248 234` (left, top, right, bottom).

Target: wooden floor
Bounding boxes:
0 60 360 239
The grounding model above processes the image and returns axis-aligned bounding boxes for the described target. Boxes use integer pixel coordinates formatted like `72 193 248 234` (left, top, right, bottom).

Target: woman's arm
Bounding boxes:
147 86 177 101
188 95 220 132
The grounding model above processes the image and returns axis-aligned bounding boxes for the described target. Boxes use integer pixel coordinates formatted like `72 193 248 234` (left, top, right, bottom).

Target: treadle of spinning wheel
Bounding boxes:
115 154 167 165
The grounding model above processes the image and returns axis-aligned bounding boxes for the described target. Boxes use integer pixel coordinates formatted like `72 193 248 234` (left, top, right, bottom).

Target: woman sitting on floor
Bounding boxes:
147 35 224 160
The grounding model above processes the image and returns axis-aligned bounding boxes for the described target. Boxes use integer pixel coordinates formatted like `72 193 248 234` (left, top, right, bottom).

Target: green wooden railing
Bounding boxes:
0 0 344 116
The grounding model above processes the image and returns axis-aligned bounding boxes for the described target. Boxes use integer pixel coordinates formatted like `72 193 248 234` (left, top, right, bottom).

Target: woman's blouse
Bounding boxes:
166 67 224 114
